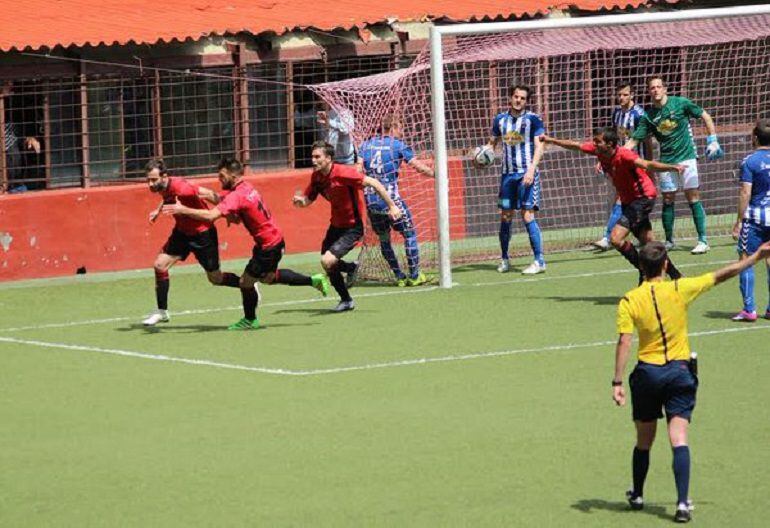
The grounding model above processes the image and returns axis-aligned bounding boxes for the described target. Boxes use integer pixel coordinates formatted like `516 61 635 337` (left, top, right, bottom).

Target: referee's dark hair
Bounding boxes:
594 126 620 148
753 118 770 146
145 158 168 175
639 241 668 279
217 157 244 175
312 140 335 159
509 84 532 99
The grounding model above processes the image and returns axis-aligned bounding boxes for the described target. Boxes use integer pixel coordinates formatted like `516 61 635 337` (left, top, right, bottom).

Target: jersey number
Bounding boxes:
370 150 384 175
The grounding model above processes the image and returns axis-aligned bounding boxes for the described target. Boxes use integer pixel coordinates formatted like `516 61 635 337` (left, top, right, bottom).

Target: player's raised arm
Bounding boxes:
408 158 434 178
635 158 685 175
363 176 402 221
162 197 223 222
539 134 585 153
197 185 220 205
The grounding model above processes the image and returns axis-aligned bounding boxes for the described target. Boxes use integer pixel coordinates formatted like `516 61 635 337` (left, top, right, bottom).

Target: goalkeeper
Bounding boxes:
625 76 721 255
541 127 684 282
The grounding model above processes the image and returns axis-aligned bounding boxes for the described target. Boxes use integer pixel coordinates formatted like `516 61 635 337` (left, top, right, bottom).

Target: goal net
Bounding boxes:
309 10 770 284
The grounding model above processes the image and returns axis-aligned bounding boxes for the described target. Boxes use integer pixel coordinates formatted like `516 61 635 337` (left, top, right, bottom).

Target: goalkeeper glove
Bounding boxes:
705 134 724 161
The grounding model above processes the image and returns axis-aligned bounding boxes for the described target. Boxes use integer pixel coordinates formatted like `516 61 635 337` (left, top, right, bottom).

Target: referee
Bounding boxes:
612 240 770 523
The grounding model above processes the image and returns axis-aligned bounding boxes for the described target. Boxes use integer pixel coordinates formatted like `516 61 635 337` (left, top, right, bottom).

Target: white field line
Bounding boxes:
1 324 768 377
0 258 732 334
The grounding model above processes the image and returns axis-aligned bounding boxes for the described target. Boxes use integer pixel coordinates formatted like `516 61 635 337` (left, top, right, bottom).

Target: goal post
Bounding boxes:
309 5 770 289
430 4 770 288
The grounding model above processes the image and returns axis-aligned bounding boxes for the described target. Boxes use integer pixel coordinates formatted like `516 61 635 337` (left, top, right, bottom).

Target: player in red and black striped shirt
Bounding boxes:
293 141 402 312
144 159 243 326
164 158 330 330
541 128 685 281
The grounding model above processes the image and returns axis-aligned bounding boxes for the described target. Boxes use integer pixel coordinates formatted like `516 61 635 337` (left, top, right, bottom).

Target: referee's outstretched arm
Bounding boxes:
712 241 770 284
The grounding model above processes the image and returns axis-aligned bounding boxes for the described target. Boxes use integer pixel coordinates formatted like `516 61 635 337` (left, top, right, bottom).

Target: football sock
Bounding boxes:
240 286 258 320
221 272 241 288
617 240 640 270
689 201 708 243
739 266 756 312
379 238 405 279
632 447 650 498
337 260 357 274
605 203 623 240
329 269 352 302
499 220 512 260
275 269 312 286
155 269 170 310
404 230 420 279
667 257 682 280
672 446 691 506
525 219 544 265
662 202 675 242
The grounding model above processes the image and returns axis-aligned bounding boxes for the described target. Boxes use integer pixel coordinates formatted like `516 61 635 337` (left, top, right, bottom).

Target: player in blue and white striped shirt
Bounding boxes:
732 119 770 321
594 82 653 250
481 84 546 275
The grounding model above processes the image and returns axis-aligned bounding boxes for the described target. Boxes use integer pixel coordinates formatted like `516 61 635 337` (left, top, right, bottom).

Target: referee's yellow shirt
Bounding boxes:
616 273 716 365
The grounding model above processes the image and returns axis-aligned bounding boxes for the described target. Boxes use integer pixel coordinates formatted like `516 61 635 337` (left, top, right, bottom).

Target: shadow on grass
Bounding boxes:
703 310 741 320
571 499 671 521
539 295 621 306
117 321 320 333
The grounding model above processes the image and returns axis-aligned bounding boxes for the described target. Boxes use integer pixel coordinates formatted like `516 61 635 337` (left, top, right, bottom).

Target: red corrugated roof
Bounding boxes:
0 1 660 52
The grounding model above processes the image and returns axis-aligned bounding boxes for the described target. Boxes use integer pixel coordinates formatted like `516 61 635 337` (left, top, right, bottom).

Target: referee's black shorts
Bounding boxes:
618 198 654 238
629 360 698 422
321 224 364 259
162 227 220 272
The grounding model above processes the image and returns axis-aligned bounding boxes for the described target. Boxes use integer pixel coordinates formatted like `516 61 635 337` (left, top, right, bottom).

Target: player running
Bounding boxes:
625 76 722 254
359 114 434 286
143 159 242 326
541 127 684 281
731 119 770 322
478 84 546 275
594 82 653 250
293 141 401 312
163 158 329 330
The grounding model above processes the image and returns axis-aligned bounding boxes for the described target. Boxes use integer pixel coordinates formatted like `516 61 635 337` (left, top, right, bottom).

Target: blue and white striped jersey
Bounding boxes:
360 135 414 211
739 149 770 225
612 104 647 159
491 110 544 177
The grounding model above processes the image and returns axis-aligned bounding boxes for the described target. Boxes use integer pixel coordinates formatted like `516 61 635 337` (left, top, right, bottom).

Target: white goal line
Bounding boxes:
1 324 768 378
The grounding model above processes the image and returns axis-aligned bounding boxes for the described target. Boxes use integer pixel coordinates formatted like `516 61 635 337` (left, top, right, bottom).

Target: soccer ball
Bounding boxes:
473 145 495 167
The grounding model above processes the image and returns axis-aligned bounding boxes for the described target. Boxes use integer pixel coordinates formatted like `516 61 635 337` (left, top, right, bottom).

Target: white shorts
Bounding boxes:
659 158 699 192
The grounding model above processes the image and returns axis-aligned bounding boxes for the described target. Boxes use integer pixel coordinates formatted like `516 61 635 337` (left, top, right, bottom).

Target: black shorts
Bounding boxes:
618 198 655 238
162 227 220 272
629 360 698 422
245 240 285 279
321 224 364 259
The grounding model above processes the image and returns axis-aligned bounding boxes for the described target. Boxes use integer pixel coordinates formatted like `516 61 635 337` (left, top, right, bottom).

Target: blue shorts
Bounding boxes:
629 361 698 422
498 172 541 211
738 220 770 255
368 200 415 239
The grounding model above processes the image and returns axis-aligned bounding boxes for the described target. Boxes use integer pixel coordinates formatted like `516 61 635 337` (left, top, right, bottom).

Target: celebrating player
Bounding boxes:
479 84 546 275
625 76 721 254
163 158 330 330
593 82 654 250
143 159 242 326
612 240 770 523
359 114 434 286
293 141 401 312
541 127 683 281
731 119 770 322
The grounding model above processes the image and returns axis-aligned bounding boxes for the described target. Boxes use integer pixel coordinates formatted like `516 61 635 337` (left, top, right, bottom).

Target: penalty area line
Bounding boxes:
1 324 768 377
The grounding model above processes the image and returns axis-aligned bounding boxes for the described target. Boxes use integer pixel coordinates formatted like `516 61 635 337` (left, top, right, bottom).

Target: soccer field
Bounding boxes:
1 240 768 527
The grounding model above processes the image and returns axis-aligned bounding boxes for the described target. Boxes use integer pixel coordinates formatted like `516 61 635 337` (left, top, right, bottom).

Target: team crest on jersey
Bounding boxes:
656 118 678 135
503 130 524 145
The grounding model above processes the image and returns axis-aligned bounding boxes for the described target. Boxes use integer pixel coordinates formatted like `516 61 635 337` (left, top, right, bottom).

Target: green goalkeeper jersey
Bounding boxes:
631 95 704 163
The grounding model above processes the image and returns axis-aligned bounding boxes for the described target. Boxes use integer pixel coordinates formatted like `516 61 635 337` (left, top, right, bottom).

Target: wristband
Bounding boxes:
611 380 623 387
706 134 718 144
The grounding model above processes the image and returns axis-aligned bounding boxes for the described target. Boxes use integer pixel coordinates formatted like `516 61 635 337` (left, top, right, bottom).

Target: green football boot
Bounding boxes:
311 273 330 297
406 272 428 287
227 317 260 330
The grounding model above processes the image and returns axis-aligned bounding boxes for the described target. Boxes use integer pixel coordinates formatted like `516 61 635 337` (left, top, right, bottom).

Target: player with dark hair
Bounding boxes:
541 127 683 281
593 82 654 250
612 239 770 523
293 141 402 312
163 157 329 330
143 158 242 326
626 76 721 255
359 114 434 286
731 118 770 321
479 84 546 275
